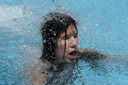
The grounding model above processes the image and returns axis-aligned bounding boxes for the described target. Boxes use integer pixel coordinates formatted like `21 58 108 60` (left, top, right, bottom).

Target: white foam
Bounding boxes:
0 4 24 23
0 4 43 64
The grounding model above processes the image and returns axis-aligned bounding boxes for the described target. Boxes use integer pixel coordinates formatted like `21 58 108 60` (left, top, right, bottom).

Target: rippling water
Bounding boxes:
0 0 128 84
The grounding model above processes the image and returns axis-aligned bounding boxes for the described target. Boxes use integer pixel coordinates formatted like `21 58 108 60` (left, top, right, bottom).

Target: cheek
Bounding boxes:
66 40 70 47
57 41 65 50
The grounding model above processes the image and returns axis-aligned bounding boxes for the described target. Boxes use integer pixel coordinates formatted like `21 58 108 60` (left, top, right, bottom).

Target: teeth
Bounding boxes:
70 52 76 56
69 50 76 56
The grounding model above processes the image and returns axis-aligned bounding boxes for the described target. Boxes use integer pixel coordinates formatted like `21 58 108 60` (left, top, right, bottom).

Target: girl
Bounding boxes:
40 12 107 65
29 12 107 84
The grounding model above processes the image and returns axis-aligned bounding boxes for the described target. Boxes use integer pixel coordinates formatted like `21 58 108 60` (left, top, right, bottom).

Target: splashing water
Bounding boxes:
0 0 128 85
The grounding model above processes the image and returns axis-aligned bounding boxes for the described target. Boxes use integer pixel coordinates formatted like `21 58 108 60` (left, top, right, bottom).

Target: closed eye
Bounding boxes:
66 35 71 40
74 33 78 38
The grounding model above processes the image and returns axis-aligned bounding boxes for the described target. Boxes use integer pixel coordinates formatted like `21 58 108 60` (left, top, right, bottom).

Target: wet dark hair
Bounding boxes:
40 12 77 63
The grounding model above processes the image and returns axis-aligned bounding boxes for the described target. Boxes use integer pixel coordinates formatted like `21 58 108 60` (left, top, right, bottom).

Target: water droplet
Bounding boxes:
53 33 56 35
43 40 46 43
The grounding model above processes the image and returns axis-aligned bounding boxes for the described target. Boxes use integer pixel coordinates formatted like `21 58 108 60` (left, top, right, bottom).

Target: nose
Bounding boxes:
70 36 78 49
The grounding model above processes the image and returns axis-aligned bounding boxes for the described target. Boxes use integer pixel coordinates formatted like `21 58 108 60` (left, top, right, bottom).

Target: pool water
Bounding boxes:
0 0 128 85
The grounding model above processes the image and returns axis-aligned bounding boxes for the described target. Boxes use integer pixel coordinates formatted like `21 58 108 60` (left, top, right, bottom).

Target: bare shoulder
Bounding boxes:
29 68 47 85
28 60 50 85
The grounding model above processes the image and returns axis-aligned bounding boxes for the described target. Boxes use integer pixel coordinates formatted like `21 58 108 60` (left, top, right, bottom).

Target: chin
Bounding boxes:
67 61 72 63
66 59 75 63
64 56 76 63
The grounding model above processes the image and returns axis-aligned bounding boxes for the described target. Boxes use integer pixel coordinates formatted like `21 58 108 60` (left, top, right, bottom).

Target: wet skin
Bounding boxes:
55 23 78 63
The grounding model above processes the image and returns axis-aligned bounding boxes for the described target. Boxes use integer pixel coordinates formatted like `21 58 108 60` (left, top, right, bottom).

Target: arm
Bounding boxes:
77 47 108 60
77 47 93 53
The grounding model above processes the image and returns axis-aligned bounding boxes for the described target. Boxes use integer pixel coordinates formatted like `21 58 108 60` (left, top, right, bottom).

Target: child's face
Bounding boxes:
55 23 78 63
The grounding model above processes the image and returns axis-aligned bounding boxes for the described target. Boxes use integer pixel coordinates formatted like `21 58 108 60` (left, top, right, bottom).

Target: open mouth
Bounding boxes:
69 50 77 59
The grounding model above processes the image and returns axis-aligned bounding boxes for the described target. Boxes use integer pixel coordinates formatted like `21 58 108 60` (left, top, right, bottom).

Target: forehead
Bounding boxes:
61 24 78 36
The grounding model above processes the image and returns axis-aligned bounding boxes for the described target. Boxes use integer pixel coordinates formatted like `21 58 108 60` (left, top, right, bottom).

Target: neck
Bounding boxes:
56 60 68 65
